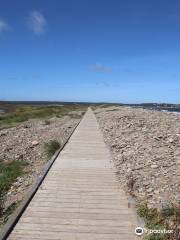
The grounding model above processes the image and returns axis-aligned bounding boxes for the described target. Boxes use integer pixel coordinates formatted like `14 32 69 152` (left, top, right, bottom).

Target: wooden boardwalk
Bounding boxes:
8 108 137 240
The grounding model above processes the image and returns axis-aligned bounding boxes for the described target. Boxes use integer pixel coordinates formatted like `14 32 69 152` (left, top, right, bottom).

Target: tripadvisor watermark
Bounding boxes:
135 226 173 236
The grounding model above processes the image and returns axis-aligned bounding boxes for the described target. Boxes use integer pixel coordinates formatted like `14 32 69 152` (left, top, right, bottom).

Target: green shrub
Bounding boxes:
44 140 61 158
161 204 174 217
137 202 180 240
137 203 159 225
137 203 149 218
0 160 27 193
144 234 166 240
3 202 18 223
0 160 27 222
44 120 51 125
144 223 168 240
0 191 3 218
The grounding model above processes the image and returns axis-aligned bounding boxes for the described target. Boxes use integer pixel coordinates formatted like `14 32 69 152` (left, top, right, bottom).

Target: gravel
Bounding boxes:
95 106 180 209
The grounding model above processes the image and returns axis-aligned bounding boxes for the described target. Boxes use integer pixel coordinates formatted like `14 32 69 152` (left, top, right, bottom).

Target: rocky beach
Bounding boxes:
95 106 180 209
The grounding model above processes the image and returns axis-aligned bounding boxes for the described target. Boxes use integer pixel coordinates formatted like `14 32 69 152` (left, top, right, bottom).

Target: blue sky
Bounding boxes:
0 0 180 103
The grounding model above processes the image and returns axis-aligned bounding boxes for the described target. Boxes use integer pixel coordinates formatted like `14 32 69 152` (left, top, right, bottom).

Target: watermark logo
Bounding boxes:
135 227 144 236
135 227 173 236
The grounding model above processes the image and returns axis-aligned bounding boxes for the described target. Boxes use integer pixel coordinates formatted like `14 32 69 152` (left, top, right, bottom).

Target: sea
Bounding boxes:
142 107 180 114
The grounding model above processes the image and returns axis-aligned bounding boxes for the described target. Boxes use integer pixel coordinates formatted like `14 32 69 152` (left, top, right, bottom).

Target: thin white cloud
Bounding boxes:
89 63 112 73
0 19 9 33
27 11 46 35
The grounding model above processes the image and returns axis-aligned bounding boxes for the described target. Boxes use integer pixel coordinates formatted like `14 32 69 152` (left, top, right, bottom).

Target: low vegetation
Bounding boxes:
0 160 27 224
0 160 27 193
44 140 61 158
91 103 121 110
44 119 51 125
0 103 87 129
137 203 180 240
1 202 18 225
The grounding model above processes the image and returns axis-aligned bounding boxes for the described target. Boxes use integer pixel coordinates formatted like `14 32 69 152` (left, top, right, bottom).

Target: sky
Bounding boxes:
0 0 180 103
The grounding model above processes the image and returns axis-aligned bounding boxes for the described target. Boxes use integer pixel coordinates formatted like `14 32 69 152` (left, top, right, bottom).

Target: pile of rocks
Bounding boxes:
0 116 79 208
96 106 180 208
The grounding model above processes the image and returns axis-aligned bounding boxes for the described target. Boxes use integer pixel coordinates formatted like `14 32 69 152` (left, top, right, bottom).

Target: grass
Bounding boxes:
0 160 27 222
91 103 121 110
0 192 3 218
0 104 87 129
44 140 61 158
137 203 180 240
0 160 27 193
2 202 19 224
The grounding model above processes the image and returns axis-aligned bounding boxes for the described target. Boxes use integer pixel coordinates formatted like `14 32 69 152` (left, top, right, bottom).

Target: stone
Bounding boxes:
31 140 39 147
151 164 158 169
168 138 174 143
147 187 154 193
